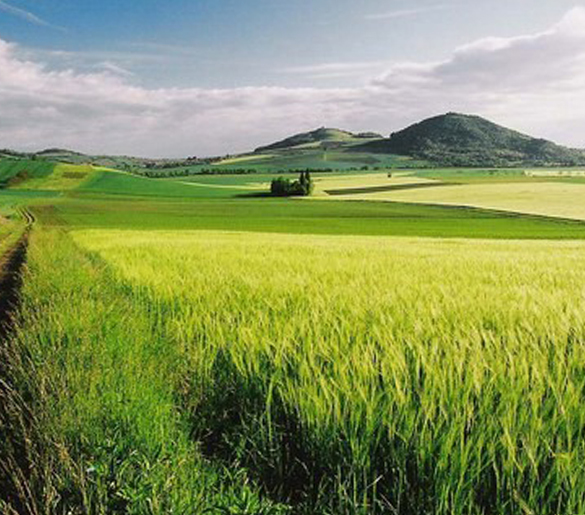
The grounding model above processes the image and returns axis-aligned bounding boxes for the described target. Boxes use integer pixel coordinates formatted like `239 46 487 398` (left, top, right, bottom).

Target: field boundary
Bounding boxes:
325 181 457 196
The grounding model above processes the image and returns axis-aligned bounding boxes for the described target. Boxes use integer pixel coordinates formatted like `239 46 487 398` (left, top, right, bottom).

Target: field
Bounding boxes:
4 159 585 513
136 149 425 176
344 181 585 221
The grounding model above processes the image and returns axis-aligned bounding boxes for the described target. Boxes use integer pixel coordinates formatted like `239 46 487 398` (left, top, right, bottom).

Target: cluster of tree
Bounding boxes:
414 149 585 168
138 167 259 178
0 149 31 159
139 157 218 170
270 171 314 197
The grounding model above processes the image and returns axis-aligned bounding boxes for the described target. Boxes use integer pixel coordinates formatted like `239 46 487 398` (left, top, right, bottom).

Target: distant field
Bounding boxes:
78 169 243 198
139 150 425 175
313 172 433 193
33 195 585 240
12 163 96 191
0 158 55 187
350 181 585 221
413 168 585 183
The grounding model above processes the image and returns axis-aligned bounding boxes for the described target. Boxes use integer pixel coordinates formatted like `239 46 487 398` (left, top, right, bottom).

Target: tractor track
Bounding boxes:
0 209 35 515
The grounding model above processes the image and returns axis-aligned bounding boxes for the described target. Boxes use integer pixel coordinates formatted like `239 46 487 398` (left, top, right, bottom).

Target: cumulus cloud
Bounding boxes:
371 7 585 144
1 7 585 156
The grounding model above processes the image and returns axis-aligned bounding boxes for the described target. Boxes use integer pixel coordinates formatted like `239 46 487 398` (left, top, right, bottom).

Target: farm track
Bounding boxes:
0 210 34 515
0 209 33 336
325 181 457 196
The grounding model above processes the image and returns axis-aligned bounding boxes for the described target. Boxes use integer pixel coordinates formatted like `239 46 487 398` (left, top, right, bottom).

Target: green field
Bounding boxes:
137 149 425 177
4 158 585 513
0 158 55 187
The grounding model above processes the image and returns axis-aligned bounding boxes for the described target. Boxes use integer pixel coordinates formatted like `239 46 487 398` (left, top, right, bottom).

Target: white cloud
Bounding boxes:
279 61 392 80
365 4 449 20
1 7 585 156
0 0 62 30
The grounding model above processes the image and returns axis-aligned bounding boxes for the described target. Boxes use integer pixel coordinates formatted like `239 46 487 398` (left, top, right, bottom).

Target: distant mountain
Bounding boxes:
255 127 382 152
356 113 585 166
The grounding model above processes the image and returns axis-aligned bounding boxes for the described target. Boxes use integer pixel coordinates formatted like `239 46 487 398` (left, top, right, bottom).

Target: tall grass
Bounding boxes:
0 229 285 514
72 229 585 514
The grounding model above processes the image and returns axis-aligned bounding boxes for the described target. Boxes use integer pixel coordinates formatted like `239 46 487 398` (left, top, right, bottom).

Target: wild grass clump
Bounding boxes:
74 229 585 514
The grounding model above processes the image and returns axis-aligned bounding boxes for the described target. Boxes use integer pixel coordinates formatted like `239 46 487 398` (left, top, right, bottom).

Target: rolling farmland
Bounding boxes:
3 157 585 513
1 2 585 512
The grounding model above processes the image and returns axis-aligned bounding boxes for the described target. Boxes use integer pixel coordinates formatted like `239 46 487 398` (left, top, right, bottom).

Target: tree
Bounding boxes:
270 171 314 197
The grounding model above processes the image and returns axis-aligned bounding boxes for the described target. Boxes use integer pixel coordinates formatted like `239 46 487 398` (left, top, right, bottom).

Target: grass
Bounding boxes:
354 181 585 221
0 229 286 514
61 228 585 514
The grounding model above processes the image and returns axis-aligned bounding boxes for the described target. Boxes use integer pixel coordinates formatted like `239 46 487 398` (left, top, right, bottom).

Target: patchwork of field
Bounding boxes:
347 181 585 221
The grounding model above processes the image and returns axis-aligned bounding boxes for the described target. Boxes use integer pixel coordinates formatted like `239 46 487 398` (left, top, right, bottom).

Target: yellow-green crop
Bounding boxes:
69 229 585 514
341 180 585 221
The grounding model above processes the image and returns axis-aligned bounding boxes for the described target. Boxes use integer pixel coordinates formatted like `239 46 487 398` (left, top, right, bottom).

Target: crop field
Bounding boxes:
0 158 55 187
351 181 585 221
5 159 585 514
32 195 585 239
4 228 585 514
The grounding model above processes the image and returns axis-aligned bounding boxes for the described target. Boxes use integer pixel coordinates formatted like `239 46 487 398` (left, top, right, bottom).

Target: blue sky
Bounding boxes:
2 0 581 88
0 0 585 156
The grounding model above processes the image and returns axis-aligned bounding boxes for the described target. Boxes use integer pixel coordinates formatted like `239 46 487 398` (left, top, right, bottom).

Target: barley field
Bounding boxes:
56 228 585 514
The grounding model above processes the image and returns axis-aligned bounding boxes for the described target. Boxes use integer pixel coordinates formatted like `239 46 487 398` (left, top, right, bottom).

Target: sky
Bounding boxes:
0 0 585 157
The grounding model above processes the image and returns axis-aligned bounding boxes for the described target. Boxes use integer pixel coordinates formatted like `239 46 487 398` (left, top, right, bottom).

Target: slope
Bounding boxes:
356 113 585 167
255 127 382 152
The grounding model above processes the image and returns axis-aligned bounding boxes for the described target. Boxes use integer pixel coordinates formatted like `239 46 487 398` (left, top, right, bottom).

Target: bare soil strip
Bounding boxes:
325 181 457 196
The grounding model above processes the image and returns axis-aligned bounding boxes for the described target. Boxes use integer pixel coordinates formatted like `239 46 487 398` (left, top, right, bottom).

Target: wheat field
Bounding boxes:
59 229 585 513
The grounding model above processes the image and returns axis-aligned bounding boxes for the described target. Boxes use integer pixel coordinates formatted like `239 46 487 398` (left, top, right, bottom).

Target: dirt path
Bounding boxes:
0 234 29 337
0 213 34 515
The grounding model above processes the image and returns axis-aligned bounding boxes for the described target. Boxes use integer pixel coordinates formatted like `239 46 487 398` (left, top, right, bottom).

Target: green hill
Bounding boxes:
356 113 585 167
255 127 382 152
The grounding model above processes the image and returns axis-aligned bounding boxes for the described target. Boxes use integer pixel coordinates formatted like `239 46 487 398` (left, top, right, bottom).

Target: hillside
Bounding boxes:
255 127 382 152
2 114 584 172
356 113 585 167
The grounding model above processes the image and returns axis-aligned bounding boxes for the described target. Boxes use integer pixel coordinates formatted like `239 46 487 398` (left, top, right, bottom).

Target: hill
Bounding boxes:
356 113 585 167
2 114 584 172
255 127 382 152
